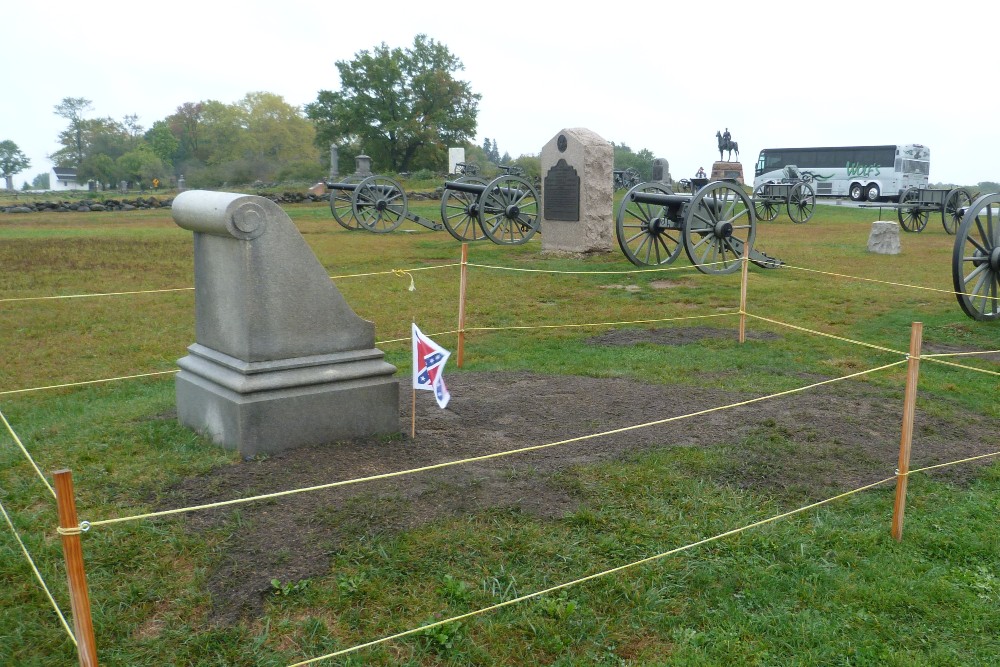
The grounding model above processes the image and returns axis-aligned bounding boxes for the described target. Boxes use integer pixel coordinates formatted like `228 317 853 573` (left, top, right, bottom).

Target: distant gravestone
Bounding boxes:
355 155 372 177
540 128 614 254
178 175 186 192
652 158 672 185
329 144 339 180
448 147 465 174
867 221 902 254
171 191 399 456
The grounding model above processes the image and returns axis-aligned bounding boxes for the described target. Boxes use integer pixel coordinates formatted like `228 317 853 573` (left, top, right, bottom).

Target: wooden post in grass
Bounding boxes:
891 322 923 542
457 243 469 368
53 469 99 667
739 242 749 344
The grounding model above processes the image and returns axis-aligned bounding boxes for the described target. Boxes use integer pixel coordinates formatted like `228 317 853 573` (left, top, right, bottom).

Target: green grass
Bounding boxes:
1 195 998 665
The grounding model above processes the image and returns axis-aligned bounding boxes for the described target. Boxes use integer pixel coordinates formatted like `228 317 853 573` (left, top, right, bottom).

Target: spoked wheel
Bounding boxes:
615 182 682 266
328 175 364 230
352 175 407 233
623 168 641 189
683 181 756 275
441 176 488 241
787 181 816 223
952 193 1000 321
478 175 540 245
942 188 972 235
896 187 928 232
753 184 779 222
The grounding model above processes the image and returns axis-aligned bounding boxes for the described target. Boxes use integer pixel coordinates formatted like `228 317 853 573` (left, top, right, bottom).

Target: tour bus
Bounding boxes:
753 144 929 202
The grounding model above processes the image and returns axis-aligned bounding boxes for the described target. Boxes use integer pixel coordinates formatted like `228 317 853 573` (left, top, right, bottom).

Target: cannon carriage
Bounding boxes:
324 171 540 246
952 192 1000 321
615 180 781 275
751 165 816 224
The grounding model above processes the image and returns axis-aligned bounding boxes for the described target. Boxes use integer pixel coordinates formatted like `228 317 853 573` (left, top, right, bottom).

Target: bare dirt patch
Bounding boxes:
160 329 996 625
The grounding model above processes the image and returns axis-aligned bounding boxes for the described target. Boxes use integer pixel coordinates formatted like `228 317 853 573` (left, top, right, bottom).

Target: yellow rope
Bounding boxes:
0 408 56 498
922 349 1000 358
286 474 898 666
745 313 906 356
0 370 179 398
466 312 736 332
920 357 1000 377
777 264 960 297
330 263 461 279
0 498 77 645
0 287 193 303
79 359 906 531
466 261 722 275
909 450 1000 474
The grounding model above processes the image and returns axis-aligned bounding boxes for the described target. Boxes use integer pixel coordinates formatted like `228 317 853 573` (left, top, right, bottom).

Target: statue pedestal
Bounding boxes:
711 161 744 185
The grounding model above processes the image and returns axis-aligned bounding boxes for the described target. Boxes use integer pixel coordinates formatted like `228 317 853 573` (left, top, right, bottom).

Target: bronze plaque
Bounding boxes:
544 159 580 221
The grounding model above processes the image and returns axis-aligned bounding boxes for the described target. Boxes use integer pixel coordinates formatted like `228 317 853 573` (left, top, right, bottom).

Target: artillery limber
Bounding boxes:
952 192 1000 321
615 180 781 275
752 165 816 224
897 186 972 234
325 175 443 233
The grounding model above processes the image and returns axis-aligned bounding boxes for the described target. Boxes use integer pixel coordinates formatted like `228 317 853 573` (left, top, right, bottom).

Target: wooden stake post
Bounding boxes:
891 322 923 542
457 243 469 368
739 243 749 344
53 469 99 666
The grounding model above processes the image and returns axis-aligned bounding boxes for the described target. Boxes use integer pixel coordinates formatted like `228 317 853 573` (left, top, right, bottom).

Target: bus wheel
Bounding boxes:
865 184 881 201
849 183 864 201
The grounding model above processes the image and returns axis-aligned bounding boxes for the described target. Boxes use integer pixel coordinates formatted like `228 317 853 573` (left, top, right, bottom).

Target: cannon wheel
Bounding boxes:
478 175 540 245
787 181 816 224
683 181 756 275
952 192 1000 321
752 184 779 222
896 187 928 233
441 177 488 242
943 188 972 235
352 175 407 233
615 182 682 267
329 175 364 230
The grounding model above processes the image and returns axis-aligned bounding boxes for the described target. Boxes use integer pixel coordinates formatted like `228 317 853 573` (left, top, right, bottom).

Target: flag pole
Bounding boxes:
411 319 417 439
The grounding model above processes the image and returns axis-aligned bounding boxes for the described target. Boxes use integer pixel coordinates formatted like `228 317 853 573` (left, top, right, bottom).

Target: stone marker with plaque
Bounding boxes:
540 128 614 254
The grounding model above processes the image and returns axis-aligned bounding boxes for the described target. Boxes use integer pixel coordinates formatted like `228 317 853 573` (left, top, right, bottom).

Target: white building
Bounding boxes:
51 166 85 191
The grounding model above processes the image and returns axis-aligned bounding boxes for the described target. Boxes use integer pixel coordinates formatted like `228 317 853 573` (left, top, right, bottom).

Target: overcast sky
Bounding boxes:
3 0 994 188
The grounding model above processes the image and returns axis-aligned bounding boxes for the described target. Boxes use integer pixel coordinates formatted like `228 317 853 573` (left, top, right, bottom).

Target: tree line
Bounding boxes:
1 34 659 191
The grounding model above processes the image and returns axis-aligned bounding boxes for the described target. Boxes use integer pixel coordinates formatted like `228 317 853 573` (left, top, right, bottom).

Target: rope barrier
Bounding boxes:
909 450 1000 474
74 359 906 532
0 408 56 499
465 313 736 333
0 498 77 645
0 370 179 398
330 263 461 280
465 261 726 275
920 356 1000 377
777 263 964 298
287 474 899 666
0 287 193 304
745 312 906 356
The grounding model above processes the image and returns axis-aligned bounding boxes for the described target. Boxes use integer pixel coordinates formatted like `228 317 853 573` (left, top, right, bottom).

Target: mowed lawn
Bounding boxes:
1 192 998 666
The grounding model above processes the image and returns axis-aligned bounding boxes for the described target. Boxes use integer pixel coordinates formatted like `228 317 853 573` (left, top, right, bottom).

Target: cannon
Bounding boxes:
752 165 816 224
952 192 1000 321
615 180 781 275
613 168 641 191
441 174 540 245
325 174 443 233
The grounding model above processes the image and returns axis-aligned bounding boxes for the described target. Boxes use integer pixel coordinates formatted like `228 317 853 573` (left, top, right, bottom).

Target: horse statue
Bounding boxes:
716 131 739 162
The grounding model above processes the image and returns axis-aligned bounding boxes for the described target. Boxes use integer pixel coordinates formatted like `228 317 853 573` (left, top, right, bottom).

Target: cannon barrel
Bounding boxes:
327 181 360 192
444 180 528 198
629 191 693 207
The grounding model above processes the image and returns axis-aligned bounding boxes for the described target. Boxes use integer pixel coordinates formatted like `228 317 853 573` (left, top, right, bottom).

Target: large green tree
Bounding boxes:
306 34 480 173
51 97 93 167
0 140 31 190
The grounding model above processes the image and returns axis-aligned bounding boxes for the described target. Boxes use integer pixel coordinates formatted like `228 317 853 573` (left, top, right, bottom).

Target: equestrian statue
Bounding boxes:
716 128 739 162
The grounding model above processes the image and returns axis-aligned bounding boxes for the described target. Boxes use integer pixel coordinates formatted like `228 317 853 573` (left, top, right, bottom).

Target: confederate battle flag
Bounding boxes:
411 323 451 409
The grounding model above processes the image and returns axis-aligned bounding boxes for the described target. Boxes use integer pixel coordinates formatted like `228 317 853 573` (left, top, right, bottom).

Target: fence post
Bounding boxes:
891 322 923 542
739 243 749 344
53 469 99 666
457 242 469 368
